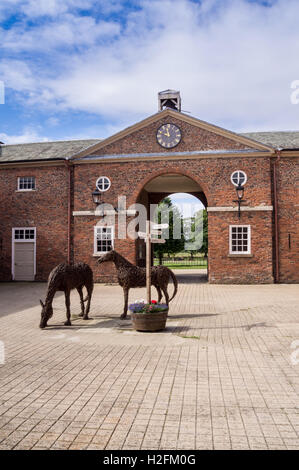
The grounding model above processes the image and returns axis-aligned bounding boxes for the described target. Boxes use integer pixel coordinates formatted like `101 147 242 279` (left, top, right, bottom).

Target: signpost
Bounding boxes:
139 221 168 303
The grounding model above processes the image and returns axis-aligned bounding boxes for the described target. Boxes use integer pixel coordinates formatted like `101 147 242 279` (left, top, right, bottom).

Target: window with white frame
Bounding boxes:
18 176 35 191
13 228 36 240
96 176 111 192
229 225 251 254
230 171 247 187
94 226 114 254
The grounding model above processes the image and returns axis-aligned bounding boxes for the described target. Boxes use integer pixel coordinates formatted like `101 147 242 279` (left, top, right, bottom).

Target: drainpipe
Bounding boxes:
273 149 281 283
64 159 72 264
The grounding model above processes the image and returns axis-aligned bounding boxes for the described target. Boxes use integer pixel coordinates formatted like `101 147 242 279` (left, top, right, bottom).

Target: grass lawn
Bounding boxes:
161 264 207 269
154 261 207 269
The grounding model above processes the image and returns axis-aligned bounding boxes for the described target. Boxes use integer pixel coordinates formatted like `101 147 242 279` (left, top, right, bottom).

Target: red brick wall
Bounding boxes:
0 165 69 281
73 155 274 283
208 211 273 284
74 157 272 210
90 115 250 155
276 157 299 283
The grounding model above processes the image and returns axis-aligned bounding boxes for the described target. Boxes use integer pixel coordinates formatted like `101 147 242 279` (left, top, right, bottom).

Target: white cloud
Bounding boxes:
0 129 50 144
0 60 35 91
0 15 120 51
0 0 96 19
2 0 299 132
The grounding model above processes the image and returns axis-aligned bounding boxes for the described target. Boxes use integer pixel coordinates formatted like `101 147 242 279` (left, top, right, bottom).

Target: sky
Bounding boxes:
0 0 299 146
169 193 204 215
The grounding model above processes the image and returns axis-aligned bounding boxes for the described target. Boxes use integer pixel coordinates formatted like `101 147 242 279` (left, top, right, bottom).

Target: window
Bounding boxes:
230 171 247 187
18 176 35 191
13 228 36 240
229 225 251 254
94 226 114 254
96 176 111 192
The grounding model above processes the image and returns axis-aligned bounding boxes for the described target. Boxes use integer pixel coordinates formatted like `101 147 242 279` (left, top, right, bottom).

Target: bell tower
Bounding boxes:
158 89 181 112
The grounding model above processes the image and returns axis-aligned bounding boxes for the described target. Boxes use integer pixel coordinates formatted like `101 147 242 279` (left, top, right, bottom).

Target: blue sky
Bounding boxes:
0 0 299 145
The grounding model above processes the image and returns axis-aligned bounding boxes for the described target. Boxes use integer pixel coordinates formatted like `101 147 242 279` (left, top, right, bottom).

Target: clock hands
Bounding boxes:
157 123 181 148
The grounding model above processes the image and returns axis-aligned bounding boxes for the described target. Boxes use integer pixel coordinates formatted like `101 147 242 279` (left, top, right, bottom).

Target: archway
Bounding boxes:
135 173 208 283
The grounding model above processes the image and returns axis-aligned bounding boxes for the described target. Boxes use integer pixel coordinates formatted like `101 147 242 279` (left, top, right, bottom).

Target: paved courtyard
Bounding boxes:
0 271 298 450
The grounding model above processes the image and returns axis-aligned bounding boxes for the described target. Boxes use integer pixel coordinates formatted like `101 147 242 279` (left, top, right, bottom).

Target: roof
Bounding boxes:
0 139 101 163
78 148 267 163
1 128 299 164
241 131 299 149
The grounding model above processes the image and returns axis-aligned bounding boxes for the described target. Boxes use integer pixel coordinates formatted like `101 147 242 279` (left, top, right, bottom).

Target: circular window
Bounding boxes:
96 176 111 192
231 170 247 187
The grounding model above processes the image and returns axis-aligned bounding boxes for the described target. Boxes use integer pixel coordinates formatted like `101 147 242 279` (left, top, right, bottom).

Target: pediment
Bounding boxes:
72 109 274 160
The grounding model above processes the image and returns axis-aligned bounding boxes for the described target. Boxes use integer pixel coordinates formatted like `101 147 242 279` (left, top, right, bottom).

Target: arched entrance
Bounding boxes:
135 172 208 283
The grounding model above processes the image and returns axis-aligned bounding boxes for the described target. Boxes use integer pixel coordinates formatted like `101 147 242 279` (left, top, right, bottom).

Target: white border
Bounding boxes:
12 227 36 280
229 225 251 255
230 170 247 187
96 176 111 192
93 225 114 255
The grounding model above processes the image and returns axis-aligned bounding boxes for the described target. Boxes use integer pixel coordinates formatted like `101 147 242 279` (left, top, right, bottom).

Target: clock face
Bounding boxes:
156 123 182 148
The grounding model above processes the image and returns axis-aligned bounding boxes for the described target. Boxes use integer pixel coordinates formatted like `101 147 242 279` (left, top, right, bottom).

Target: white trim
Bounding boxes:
207 205 273 212
230 170 247 187
16 189 36 193
73 209 137 216
12 227 36 280
17 176 36 191
229 225 251 255
96 176 111 192
93 225 114 255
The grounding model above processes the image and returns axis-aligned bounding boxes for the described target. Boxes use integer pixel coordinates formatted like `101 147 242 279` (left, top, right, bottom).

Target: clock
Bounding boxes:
156 123 182 148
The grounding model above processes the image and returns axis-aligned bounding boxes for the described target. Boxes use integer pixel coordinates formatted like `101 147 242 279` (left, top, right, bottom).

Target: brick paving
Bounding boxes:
0 272 298 450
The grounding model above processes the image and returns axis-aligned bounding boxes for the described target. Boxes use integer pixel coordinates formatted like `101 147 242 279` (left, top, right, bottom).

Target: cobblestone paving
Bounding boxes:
0 273 298 450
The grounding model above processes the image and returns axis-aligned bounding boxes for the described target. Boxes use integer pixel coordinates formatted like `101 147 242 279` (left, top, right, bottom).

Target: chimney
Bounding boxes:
158 89 181 112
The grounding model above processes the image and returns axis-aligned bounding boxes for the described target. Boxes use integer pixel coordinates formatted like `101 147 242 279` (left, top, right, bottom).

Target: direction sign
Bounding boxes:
138 231 147 238
151 229 163 236
151 238 166 244
151 223 169 230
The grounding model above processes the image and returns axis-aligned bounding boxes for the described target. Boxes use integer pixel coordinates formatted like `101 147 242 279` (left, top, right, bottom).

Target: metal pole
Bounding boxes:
146 220 151 304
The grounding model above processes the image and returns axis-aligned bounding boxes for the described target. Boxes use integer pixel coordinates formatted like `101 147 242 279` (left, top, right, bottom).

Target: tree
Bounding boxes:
153 197 185 264
184 209 208 258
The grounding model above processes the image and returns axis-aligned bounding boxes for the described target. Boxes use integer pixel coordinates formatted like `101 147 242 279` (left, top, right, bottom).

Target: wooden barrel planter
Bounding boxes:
131 310 168 332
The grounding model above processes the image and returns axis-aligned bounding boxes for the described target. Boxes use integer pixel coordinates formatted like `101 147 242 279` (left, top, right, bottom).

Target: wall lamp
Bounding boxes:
234 183 245 219
92 188 118 213
92 188 102 205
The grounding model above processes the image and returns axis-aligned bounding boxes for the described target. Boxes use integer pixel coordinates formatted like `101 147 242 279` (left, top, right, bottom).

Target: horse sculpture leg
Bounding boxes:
83 285 92 320
120 287 129 319
77 286 85 317
155 286 163 303
161 285 169 306
64 290 72 326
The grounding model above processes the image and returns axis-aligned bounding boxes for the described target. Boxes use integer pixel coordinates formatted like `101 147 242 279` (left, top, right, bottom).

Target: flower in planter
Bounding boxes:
128 301 168 314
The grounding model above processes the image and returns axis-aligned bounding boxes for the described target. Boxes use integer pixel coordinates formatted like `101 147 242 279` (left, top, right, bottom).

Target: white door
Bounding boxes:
12 228 36 281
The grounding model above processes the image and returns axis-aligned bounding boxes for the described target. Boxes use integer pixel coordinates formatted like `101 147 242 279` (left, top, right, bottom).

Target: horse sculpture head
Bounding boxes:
39 299 53 329
97 250 116 265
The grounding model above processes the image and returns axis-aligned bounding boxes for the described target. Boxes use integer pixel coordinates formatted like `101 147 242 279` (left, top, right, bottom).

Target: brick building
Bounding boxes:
0 91 298 284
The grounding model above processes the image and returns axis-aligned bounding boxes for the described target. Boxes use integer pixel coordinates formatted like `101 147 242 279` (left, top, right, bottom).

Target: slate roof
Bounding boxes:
0 139 101 163
241 131 299 149
1 130 299 164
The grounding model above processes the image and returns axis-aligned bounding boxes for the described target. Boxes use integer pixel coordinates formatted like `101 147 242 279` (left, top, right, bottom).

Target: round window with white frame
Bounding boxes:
230 170 247 187
96 176 111 192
